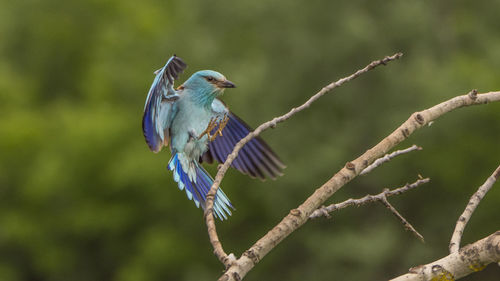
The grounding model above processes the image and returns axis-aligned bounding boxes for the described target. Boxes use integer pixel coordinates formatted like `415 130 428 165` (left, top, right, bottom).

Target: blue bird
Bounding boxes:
143 55 285 220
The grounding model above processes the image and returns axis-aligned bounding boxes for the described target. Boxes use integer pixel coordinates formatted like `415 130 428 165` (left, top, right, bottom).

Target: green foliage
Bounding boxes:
1 0 499 280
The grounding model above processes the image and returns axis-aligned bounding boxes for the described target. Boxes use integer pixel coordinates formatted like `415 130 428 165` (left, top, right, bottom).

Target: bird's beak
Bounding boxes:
218 79 236 88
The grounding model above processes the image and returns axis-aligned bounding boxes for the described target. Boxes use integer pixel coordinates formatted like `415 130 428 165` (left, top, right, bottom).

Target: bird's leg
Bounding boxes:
213 114 229 138
198 118 218 140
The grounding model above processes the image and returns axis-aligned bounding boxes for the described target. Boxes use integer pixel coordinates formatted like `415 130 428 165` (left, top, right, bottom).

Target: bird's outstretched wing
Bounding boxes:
201 101 285 180
143 55 187 152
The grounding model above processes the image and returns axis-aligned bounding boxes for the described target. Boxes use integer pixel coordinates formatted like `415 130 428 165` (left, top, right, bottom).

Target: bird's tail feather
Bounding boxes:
168 153 233 220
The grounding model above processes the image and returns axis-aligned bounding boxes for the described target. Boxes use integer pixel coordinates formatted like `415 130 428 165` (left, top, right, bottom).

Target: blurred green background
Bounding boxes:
1 0 499 280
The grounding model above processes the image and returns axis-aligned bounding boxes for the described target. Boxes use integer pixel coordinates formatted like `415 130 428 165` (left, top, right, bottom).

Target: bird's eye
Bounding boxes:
206 76 214 82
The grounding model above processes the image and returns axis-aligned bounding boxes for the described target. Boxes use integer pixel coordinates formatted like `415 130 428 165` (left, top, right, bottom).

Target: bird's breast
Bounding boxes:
170 98 213 155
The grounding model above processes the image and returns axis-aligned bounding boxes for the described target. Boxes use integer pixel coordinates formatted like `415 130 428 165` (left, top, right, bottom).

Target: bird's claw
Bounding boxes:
198 118 218 140
216 114 229 136
198 114 229 141
211 114 229 141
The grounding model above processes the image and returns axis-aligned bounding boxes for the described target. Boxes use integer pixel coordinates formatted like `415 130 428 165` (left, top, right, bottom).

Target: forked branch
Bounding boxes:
310 177 428 219
219 89 500 281
311 177 429 241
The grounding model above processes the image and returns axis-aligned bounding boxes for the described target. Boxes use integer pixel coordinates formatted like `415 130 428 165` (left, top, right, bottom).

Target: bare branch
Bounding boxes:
204 52 404 266
310 178 429 219
219 89 500 281
360 145 422 175
391 231 500 281
449 164 500 253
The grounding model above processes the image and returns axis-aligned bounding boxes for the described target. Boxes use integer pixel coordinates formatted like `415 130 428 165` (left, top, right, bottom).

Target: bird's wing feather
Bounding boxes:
201 99 285 180
142 55 187 152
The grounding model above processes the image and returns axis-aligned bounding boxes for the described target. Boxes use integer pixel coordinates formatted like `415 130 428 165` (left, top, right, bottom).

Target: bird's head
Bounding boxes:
183 70 236 95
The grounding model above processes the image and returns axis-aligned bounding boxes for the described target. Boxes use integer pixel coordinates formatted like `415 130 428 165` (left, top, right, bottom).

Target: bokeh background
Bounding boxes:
1 0 499 280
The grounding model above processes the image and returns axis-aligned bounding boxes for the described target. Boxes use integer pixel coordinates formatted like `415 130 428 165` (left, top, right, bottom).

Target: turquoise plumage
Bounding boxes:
143 55 285 220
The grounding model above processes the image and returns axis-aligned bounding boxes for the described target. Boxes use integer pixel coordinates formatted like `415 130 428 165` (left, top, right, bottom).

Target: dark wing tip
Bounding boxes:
228 113 286 179
163 55 187 85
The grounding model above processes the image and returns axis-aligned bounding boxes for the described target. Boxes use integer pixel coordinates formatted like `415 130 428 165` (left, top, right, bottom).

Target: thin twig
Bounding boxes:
220 89 500 281
204 52 404 266
310 178 429 218
391 231 500 281
379 195 425 242
449 164 500 253
360 145 422 175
